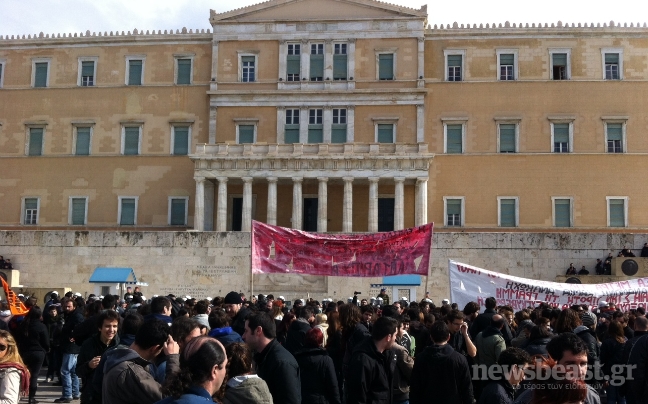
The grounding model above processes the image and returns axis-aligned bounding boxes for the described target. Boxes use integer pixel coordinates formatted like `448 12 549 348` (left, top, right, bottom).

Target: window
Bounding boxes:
122 126 141 155
607 197 627 227
603 49 623 80
176 58 192 85
77 58 97 87
126 57 144 85
27 127 44 156
498 197 518 227
497 50 517 81
237 124 255 144
169 197 189 226
550 50 570 80
444 50 465 81
444 123 464 154
172 126 190 155
308 109 323 143
33 60 49 88
287 44 301 82
310 44 324 81
0 60 4 88
285 109 300 143
552 122 571 153
241 55 255 82
22 198 39 225
378 53 394 80
606 122 624 153
332 108 347 143
553 198 572 227
378 198 395 232
333 43 348 80
118 197 138 226
498 123 517 153
444 197 464 227
74 126 92 155
69 197 88 225
376 124 394 143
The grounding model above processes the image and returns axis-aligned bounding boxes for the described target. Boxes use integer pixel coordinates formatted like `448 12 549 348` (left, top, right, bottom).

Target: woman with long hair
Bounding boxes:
325 311 344 401
276 312 295 346
15 306 48 404
0 330 30 404
222 342 272 404
294 328 340 404
338 304 370 380
600 321 627 404
158 336 228 403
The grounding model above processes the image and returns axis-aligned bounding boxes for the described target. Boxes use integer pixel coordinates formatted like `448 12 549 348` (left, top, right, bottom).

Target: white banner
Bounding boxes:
449 260 648 311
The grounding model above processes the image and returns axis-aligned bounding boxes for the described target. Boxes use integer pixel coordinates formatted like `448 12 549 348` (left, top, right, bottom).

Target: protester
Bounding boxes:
478 347 531 404
55 298 84 403
208 309 243 347
44 303 63 384
525 357 588 404
0 330 30 404
285 306 315 355
222 342 273 404
224 292 250 337
294 328 340 404
157 337 228 404
15 306 48 404
600 321 627 404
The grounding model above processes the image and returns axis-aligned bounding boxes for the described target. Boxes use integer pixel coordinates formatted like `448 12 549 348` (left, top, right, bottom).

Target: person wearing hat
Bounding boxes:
377 288 390 306
224 291 250 337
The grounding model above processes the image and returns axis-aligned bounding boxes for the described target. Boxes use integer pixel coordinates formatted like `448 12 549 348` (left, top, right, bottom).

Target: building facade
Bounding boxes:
1 0 648 299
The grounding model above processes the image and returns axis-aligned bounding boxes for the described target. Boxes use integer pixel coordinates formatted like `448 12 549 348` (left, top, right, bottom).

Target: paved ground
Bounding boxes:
29 367 73 403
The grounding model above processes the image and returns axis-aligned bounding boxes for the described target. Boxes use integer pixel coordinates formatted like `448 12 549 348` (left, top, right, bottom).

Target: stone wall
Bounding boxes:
0 230 646 304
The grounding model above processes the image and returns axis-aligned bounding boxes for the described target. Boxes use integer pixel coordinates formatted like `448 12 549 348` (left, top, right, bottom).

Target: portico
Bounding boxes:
191 143 433 232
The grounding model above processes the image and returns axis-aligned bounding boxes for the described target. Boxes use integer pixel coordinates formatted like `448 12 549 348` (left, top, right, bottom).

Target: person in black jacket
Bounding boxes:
15 306 49 404
346 316 398 404
294 327 341 404
224 291 250 337
470 297 497 339
620 316 648 403
44 304 63 383
478 347 531 404
243 312 301 404
76 310 120 404
285 306 314 356
410 320 473 404
55 297 85 403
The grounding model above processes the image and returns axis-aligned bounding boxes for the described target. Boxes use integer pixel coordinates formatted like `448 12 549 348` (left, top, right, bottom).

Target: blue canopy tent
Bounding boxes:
89 267 148 298
371 275 422 303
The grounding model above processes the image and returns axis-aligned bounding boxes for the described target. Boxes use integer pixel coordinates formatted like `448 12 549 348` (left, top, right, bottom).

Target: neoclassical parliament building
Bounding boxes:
1 0 648 298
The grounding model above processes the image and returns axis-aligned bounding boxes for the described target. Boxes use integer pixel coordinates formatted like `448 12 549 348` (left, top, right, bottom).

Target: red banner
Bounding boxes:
251 221 433 277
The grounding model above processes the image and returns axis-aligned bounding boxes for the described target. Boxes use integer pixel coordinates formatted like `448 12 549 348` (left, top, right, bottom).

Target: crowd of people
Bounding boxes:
0 288 647 403
0 255 14 270
566 246 648 276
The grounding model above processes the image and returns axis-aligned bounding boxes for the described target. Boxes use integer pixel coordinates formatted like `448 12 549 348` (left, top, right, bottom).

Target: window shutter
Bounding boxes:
170 199 186 225
81 61 94 77
128 60 142 85
500 199 516 227
310 54 324 79
605 53 619 64
446 124 463 153
308 125 323 143
555 199 571 227
287 55 300 75
29 128 43 156
173 127 189 155
238 125 254 144
378 54 394 80
447 55 462 67
499 124 516 152
607 123 623 141
120 199 136 225
331 125 347 143
553 123 569 143
499 54 514 65
333 54 348 79
447 199 461 215
34 63 48 87
71 198 86 225
124 127 140 155
285 125 300 144
177 59 191 84
609 199 625 227
552 53 567 66
76 127 91 155
377 124 394 143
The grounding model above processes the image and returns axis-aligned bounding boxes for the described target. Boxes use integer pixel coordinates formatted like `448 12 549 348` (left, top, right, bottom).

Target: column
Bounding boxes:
343 177 354 233
347 106 355 142
210 40 219 91
323 106 333 143
242 177 253 232
278 41 287 82
324 40 333 81
368 177 379 233
292 177 303 230
267 177 278 226
209 105 217 144
318 177 328 232
216 177 228 232
416 104 425 143
417 37 425 87
300 39 310 82
276 107 285 144
299 107 309 144
194 177 205 231
348 39 356 89
204 180 215 231
394 177 405 230
415 177 428 226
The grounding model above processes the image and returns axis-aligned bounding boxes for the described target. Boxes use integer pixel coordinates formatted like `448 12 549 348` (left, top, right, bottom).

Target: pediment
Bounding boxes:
211 0 427 23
